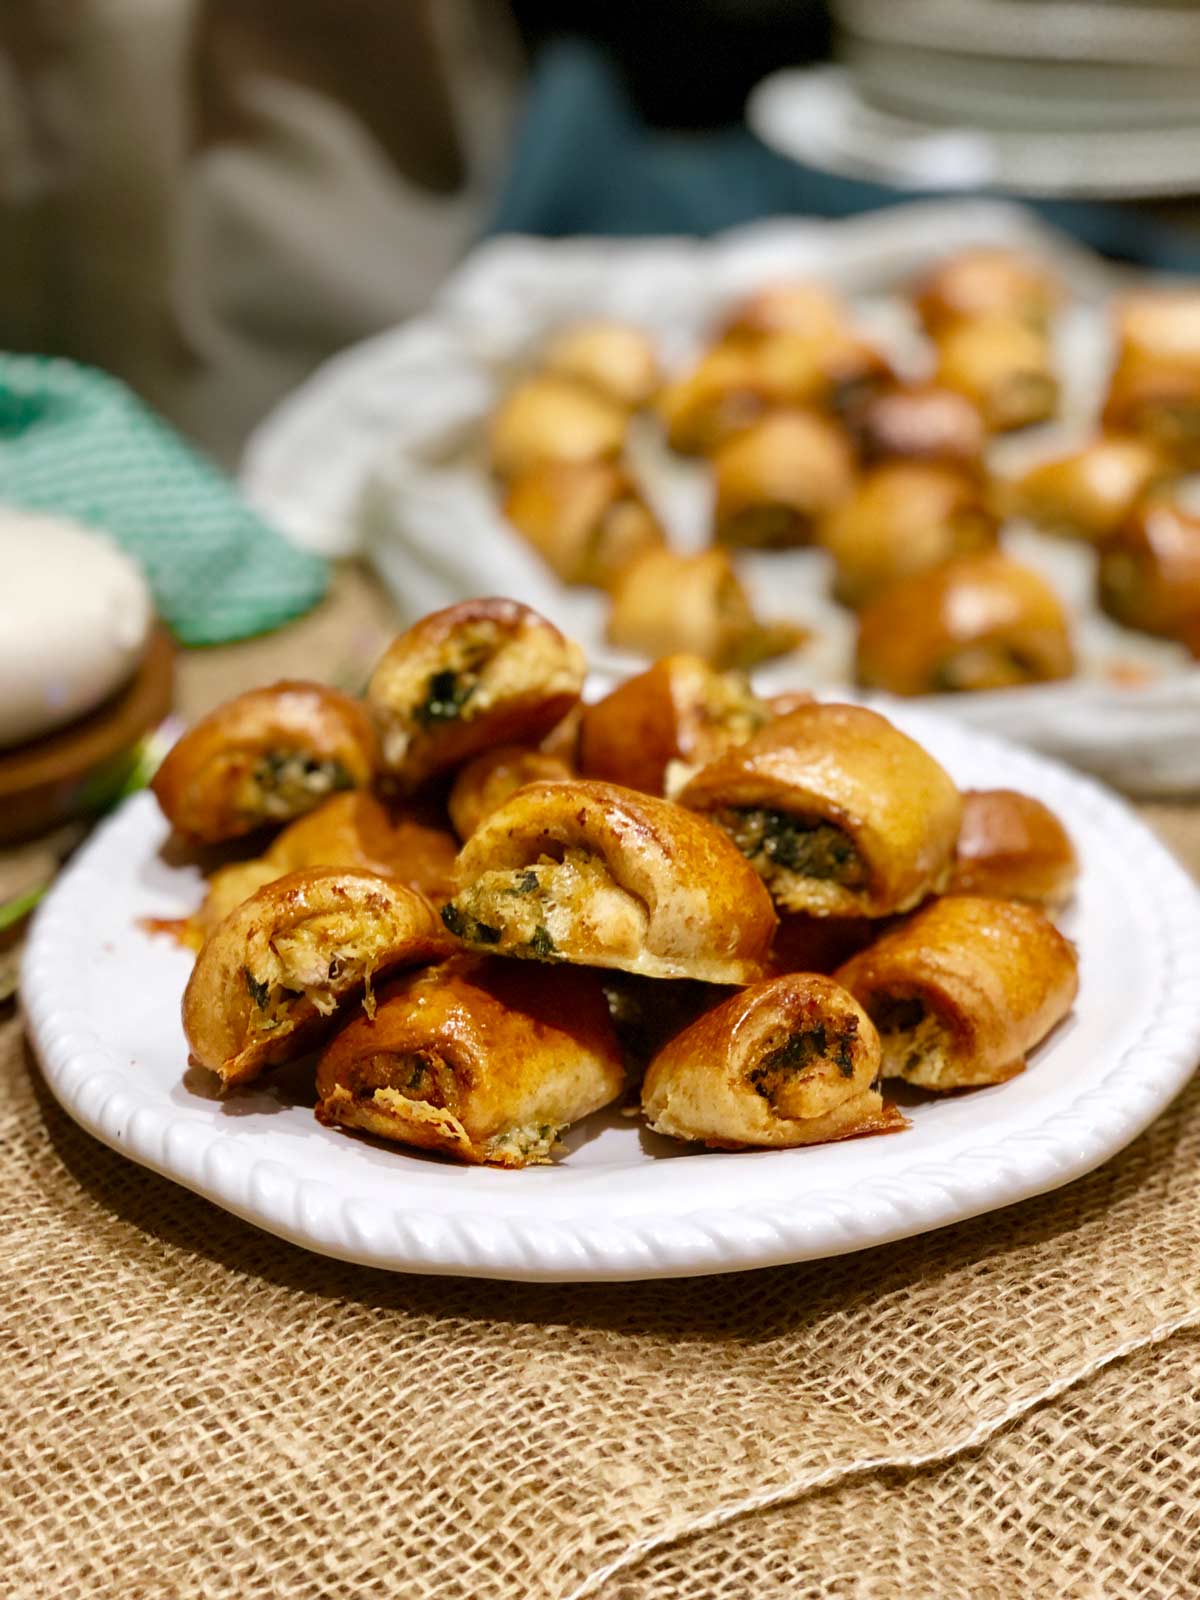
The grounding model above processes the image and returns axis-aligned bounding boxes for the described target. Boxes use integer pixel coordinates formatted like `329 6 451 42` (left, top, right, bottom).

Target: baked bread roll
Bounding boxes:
642 974 905 1149
488 375 627 479
852 384 986 472
913 247 1060 335
855 554 1075 696
655 344 774 456
541 320 660 410
1102 363 1200 468
263 791 458 899
314 954 624 1167
950 788 1078 908
578 654 771 797
720 280 849 342
503 460 666 590
182 869 448 1088
1098 494 1200 640
367 598 585 788
835 895 1078 1090
606 548 804 669
712 410 856 548
747 329 895 419
820 462 997 609
447 745 573 841
1010 435 1170 542
1103 294 1200 464
679 702 962 918
442 779 777 983
172 792 459 952
935 316 1058 432
151 682 377 844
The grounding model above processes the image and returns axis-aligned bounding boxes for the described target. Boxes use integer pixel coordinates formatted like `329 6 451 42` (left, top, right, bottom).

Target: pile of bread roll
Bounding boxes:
152 596 1079 1168
490 247 1200 692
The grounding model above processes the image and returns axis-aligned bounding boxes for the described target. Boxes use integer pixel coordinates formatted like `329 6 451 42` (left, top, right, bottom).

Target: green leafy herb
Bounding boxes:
724 809 865 885
440 903 466 938
527 926 556 959
515 870 540 894
473 921 502 945
416 669 475 727
243 969 271 1010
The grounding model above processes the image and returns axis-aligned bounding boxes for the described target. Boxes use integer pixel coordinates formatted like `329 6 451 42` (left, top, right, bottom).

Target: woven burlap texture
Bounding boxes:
5 574 1200 1598
4 1010 1200 1600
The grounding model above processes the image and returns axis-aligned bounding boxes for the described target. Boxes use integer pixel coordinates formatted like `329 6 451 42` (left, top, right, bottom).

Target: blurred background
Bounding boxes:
4 0 1200 466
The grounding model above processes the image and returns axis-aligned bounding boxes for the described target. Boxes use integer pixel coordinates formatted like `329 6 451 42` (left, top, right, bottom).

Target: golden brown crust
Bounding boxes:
266 791 460 904
820 462 997 609
712 410 856 548
913 247 1061 335
151 682 377 844
855 553 1075 696
642 973 905 1149
950 789 1078 908
182 868 449 1089
852 384 986 471
577 655 771 797
444 778 778 983
1010 435 1171 542
835 895 1078 1090
488 374 628 479
743 330 895 418
654 345 774 456
314 954 625 1167
720 280 850 342
447 745 573 841
935 316 1059 432
1098 494 1200 640
502 460 666 589
366 598 586 787
1101 364 1200 467
541 321 661 410
606 548 805 669
679 702 963 918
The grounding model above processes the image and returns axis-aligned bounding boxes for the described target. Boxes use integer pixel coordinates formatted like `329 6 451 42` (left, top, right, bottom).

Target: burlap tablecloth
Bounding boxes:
4 568 1200 1600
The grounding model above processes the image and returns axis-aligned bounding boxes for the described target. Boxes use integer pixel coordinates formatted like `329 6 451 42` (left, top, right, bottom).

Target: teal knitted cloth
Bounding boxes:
0 354 327 645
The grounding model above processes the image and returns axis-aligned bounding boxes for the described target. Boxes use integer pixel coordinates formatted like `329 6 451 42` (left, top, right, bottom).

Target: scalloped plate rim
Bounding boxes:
21 708 1200 1281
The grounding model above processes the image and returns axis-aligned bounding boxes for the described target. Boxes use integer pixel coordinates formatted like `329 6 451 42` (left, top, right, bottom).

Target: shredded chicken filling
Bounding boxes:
442 850 647 962
348 1050 461 1112
870 994 951 1082
720 809 867 887
242 913 385 1031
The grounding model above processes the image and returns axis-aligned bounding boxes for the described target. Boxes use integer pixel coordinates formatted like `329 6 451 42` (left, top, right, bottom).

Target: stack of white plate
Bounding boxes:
748 0 1200 197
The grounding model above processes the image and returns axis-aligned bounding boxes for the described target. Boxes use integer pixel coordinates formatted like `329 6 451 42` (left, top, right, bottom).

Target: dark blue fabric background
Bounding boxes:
487 39 1200 272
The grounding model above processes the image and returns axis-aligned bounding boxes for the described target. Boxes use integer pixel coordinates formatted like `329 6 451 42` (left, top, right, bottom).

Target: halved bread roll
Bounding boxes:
183 868 448 1088
442 779 777 983
679 703 962 918
152 682 377 844
835 895 1078 1090
367 598 585 788
642 973 906 1149
315 954 625 1167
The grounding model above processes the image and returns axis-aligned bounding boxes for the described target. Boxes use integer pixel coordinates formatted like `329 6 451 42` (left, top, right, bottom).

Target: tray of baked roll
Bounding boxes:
242 199 1200 792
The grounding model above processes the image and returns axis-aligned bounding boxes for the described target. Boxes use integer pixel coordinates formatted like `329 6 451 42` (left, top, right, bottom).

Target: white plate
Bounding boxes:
22 708 1200 1281
748 66 1200 196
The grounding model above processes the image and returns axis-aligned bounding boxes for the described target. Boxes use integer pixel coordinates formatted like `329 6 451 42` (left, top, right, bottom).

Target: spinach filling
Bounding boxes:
252 751 351 813
749 1018 858 1099
416 668 476 728
439 902 501 945
243 968 271 1011
723 809 866 885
